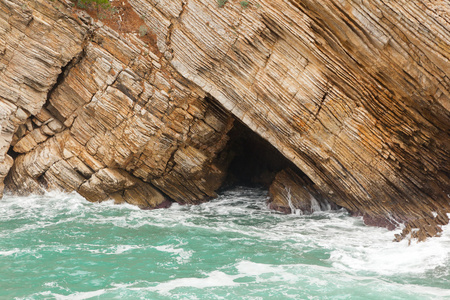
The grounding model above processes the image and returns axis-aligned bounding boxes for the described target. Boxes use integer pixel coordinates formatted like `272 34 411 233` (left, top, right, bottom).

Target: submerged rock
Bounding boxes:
0 0 448 238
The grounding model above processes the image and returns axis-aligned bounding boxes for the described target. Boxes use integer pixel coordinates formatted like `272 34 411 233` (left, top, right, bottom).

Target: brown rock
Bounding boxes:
166 0 450 238
13 132 38 153
123 181 169 209
0 0 87 195
268 168 332 214
47 119 64 133
2 1 234 208
0 155 13 198
34 108 53 123
77 167 169 208
0 0 448 241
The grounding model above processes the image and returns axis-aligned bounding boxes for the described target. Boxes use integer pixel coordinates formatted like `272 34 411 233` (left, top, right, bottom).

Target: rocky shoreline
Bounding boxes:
0 0 449 241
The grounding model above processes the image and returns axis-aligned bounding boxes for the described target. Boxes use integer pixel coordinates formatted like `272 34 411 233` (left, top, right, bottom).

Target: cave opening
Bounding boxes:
221 119 303 189
7 147 19 160
218 117 339 214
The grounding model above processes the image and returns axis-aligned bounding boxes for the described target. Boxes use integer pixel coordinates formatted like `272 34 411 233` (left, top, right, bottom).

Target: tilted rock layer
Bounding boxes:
1 0 233 208
268 168 337 215
0 0 449 240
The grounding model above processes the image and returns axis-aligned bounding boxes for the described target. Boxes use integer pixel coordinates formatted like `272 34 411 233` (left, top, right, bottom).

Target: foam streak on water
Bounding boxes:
0 188 449 299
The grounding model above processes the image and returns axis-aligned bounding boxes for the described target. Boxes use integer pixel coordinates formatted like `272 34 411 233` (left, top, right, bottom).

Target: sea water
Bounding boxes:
0 187 449 299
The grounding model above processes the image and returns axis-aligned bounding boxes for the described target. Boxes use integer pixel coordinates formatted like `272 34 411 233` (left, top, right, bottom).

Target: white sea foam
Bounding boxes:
153 270 239 294
310 196 321 212
87 244 143 255
4 188 448 278
234 261 299 283
328 220 450 275
2 187 449 300
147 260 450 298
34 262 450 300
235 261 450 298
0 249 21 256
154 244 193 263
15 290 108 300
53 289 107 300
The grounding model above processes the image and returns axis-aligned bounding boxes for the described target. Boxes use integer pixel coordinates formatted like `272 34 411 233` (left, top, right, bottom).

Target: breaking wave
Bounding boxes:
1 188 449 299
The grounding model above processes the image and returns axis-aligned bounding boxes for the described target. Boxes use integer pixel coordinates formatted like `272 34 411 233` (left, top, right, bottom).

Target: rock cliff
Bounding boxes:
0 0 448 240
1 0 234 208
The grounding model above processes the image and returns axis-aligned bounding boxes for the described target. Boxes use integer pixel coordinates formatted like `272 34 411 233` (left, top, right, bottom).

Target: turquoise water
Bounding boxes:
1 187 449 299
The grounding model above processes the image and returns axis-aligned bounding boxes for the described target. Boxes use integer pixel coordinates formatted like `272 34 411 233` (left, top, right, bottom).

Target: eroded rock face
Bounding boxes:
1 0 234 207
0 0 87 195
268 168 335 215
0 0 448 239
160 0 450 239
0 154 12 198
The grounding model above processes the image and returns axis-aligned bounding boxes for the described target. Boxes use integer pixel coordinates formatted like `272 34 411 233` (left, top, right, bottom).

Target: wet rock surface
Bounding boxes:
268 168 334 215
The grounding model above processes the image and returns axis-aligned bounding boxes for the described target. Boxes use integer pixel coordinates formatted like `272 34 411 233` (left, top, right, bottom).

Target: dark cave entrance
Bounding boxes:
221 119 302 189
219 118 340 213
7 147 19 160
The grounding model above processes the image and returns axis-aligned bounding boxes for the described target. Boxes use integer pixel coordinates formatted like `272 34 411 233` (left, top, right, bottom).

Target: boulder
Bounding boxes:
268 168 334 214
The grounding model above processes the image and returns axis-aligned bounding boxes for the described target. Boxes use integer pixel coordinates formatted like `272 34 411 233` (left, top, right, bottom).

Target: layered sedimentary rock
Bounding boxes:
268 168 335 214
1 0 233 208
0 0 449 240
0 0 87 196
160 0 450 240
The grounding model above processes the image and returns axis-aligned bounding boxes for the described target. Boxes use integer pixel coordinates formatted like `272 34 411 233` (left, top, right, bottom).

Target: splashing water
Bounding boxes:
0 187 449 299
309 195 322 213
285 187 303 216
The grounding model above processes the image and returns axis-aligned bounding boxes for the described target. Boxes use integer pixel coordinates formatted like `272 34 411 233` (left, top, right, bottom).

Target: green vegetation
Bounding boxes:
76 0 110 10
240 1 249 8
109 6 118 13
139 25 148 37
217 0 228 8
